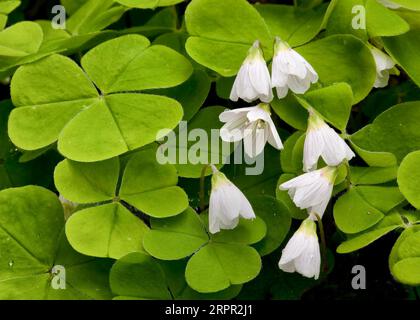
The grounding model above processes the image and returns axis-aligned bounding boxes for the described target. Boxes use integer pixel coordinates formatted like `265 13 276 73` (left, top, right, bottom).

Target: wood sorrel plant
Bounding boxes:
0 0 419 300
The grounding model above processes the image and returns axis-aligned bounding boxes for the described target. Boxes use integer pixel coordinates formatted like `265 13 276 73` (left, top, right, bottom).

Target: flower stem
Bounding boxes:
314 213 328 274
199 164 211 212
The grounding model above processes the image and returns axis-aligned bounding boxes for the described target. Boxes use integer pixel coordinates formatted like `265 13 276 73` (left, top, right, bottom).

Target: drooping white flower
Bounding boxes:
219 103 283 158
303 109 355 172
278 217 321 279
271 37 318 99
370 46 396 88
280 166 337 218
208 165 255 234
230 40 273 103
377 0 401 9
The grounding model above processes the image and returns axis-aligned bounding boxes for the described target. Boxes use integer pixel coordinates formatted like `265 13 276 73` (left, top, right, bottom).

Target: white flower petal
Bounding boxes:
266 116 283 150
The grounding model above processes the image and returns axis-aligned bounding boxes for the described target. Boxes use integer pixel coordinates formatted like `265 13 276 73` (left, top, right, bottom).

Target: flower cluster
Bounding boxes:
207 37 395 280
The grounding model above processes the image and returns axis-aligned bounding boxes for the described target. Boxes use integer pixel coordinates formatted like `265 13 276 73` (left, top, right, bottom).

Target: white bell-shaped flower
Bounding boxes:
370 47 396 88
209 165 255 234
230 40 273 103
271 37 318 99
303 109 355 172
279 166 337 218
377 0 401 9
278 217 321 279
219 103 283 158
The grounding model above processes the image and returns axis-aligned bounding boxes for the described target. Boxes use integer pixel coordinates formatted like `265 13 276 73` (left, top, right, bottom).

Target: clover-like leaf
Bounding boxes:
398 150 420 209
185 242 261 293
389 26 420 75
66 203 149 259
351 102 420 163
185 0 272 76
0 22 43 57
9 34 192 162
296 35 376 103
337 211 403 254
350 166 398 185
143 208 209 260
326 0 409 39
0 186 112 299
256 3 328 47
110 252 172 299
119 149 189 218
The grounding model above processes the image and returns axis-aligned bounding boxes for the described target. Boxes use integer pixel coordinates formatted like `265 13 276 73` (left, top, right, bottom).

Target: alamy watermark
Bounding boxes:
156 121 266 175
51 5 66 30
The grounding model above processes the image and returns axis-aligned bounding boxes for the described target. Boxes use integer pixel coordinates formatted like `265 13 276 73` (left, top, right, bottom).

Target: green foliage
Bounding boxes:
0 0 420 300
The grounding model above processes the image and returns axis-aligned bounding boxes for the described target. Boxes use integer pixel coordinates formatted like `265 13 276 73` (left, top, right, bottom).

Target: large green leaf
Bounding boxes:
398 151 420 209
337 211 403 253
66 0 126 35
65 203 149 259
0 22 43 57
119 149 189 218
185 242 261 293
9 35 191 162
351 102 420 163
185 0 272 76
326 0 409 39
143 208 209 260
296 35 376 103
384 28 420 90
0 186 112 299
255 3 327 47
110 252 172 299
334 187 384 234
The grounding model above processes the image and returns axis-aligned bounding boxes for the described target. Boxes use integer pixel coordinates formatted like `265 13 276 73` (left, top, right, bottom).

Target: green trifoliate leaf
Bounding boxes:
337 211 403 254
351 102 420 163
0 186 112 299
185 242 261 293
110 252 172 300
296 35 376 103
66 0 126 35
255 3 328 47
326 0 409 40
0 22 43 57
384 22 420 89
9 34 192 162
388 0 420 10
185 0 272 76
54 158 119 204
119 149 189 218
398 151 420 209
66 203 149 259
349 166 398 185
143 208 209 260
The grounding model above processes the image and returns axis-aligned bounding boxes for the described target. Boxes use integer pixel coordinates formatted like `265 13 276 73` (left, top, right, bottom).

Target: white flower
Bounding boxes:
278 217 321 279
271 37 318 99
209 165 255 234
303 109 355 172
377 0 401 9
370 46 396 88
280 166 337 218
230 40 273 103
219 103 283 158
